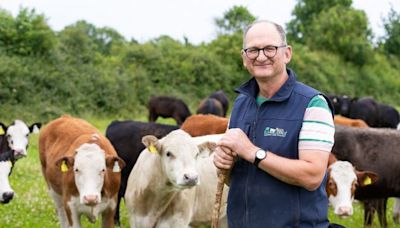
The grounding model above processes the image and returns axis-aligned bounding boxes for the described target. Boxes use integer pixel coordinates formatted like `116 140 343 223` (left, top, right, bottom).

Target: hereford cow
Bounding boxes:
39 115 125 228
181 114 228 137
0 120 41 204
105 120 178 225
196 98 224 117
209 90 229 117
326 154 378 218
148 95 191 125
125 130 228 227
332 125 400 227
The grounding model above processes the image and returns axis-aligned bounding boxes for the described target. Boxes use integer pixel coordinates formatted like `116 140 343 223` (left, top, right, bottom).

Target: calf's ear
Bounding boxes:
106 156 126 172
0 123 8 135
356 170 379 187
29 122 42 134
55 156 75 172
196 142 216 159
142 135 161 154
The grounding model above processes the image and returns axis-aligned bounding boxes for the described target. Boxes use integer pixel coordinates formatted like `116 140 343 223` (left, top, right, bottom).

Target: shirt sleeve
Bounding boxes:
298 95 335 152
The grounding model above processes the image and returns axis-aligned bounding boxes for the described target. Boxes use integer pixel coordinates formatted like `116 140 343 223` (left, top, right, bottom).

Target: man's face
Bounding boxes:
242 23 291 80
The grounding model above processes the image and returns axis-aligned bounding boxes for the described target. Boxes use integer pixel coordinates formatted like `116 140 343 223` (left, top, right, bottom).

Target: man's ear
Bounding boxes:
284 45 292 64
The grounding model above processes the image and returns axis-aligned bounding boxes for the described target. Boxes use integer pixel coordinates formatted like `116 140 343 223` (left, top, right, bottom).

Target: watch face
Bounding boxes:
256 149 266 159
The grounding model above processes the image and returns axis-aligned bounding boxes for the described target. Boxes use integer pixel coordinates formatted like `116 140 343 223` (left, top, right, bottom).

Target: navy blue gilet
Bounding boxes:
227 68 331 228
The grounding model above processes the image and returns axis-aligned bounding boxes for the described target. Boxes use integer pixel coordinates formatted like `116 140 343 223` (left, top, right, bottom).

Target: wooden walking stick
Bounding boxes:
211 168 229 228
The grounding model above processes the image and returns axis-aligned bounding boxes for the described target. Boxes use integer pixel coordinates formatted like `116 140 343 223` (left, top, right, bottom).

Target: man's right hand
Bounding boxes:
213 145 236 170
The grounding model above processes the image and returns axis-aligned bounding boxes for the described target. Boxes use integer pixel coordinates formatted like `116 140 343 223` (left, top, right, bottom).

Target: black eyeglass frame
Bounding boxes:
243 45 287 60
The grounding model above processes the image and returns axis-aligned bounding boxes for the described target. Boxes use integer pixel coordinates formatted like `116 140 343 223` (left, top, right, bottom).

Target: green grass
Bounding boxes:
1 117 400 227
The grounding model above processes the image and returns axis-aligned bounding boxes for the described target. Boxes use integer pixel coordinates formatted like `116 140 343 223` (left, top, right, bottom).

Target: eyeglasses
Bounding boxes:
243 45 287 60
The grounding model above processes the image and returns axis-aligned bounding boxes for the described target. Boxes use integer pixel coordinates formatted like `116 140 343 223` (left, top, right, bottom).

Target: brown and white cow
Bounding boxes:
326 154 378 218
125 130 228 227
181 114 228 137
39 115 125 228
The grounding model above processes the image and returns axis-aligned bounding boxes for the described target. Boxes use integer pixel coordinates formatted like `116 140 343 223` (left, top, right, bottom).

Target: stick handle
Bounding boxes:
211 168 228 228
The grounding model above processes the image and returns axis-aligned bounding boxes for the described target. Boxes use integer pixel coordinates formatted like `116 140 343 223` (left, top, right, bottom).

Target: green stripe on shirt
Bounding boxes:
307 95 331 112
299 138 334 144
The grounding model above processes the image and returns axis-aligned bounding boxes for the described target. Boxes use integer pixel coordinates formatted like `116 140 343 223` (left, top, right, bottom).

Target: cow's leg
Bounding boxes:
377 198 388 228
393 198 400 224
67 197 82 228
102 208 115 228
49 188 69 228
149 109 158 122
363 200 376 228
113 194 121 225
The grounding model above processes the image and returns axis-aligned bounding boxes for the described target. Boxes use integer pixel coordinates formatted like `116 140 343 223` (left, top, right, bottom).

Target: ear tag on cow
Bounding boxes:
61 161 68 172
113 161 121 172
8 161 12 167
148 145 158 154
363 176 372 185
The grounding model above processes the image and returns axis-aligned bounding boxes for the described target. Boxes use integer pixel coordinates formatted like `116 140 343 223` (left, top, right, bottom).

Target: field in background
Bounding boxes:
1 117 400 227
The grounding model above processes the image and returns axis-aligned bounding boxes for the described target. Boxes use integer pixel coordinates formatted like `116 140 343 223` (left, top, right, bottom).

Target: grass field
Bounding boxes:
1 117 399 227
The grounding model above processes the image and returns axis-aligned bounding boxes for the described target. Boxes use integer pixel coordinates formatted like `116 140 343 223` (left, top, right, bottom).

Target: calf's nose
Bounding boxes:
183 173 199 186
338 206 353 217
1 191 14 204
83 195 99 206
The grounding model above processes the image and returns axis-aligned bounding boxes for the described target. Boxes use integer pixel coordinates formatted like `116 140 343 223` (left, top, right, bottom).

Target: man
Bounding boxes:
213 20 335 227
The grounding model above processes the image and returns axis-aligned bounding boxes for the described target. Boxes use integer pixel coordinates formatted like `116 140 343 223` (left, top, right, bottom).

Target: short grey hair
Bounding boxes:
242 20 287 49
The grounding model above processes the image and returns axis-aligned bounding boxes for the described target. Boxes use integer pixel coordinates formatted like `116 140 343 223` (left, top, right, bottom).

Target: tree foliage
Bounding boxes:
214 5 256 34
0 5 399 123
380 7 400 56
0 7 56 56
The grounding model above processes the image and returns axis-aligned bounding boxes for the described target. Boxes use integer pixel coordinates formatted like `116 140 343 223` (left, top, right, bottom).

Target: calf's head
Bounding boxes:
56 143 124 206
326 161 378 218
142 129 216 189
0 120 41 159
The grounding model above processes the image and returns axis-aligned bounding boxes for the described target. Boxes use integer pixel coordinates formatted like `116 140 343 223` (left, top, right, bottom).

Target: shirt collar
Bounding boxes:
235 68 297 102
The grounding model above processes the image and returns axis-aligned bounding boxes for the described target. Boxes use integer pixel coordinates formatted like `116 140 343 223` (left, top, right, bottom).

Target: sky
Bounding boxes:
0 0 399 44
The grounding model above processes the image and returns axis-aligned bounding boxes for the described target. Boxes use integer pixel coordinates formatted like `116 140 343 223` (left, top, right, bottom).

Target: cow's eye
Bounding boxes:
101 169 105 173
74 168 79 172
166 151 174 158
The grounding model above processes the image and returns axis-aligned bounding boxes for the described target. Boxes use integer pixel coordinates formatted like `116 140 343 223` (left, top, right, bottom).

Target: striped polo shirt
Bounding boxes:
257 94 334 152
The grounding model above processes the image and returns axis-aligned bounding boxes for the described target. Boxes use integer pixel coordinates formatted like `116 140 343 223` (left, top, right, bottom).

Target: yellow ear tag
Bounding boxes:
8 161 12 167
113 161 121 173
363 176 372 185
148 145 158 154
61 161 68 172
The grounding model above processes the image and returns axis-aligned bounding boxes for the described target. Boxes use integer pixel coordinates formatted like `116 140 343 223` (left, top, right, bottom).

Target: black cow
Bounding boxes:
328 95 399 129
147 95 191 125
105 120 179 225
209 90 229 117
196 98 224 117
333 125 400 227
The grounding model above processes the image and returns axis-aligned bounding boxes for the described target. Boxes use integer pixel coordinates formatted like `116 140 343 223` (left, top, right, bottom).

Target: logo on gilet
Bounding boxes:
264 127 287 137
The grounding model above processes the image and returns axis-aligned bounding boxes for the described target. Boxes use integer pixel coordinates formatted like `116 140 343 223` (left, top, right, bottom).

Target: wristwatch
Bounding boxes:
254 148 267 167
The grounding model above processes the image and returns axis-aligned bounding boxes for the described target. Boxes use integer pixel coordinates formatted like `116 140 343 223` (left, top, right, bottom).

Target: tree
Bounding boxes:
305 6 373 66
380 7 400 56
287 0 352 43
0 7 56 56
214 5 256 35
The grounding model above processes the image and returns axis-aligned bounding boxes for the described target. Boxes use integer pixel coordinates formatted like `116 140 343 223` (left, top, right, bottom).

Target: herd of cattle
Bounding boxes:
0 91 400 228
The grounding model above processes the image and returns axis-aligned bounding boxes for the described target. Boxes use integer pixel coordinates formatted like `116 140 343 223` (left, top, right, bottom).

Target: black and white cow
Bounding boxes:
0 120 41 159
0 120 41 204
